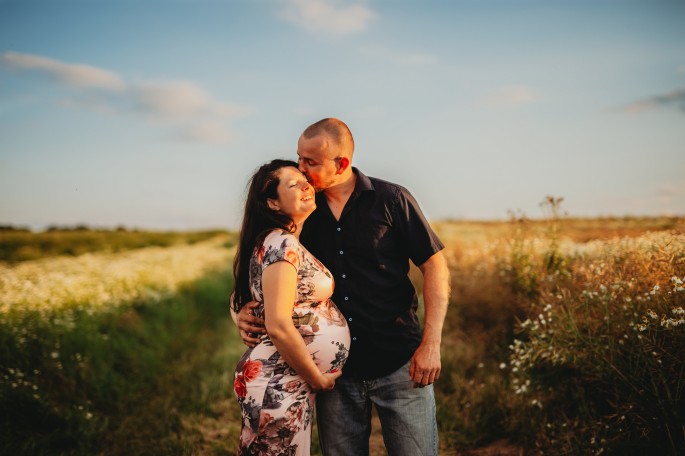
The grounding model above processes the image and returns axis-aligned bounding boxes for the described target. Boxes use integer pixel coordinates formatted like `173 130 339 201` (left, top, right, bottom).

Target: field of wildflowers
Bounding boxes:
0 235 233 317
2 217 683 455
0 234 242 455
434 213 685 455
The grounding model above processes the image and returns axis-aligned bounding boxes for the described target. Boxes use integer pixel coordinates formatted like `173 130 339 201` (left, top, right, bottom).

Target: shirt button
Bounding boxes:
348 317 353 322
342 274 346 279
339 250 344 255
337 227 341 232
352 337 357 341
344 296 349 301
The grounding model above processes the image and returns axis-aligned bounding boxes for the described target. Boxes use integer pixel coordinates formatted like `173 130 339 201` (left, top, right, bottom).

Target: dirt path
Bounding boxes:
186 392 521 455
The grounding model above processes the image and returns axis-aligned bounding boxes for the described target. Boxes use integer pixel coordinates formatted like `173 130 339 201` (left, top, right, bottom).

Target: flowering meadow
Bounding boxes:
2 216 684 455
0 232 242 455
0 236 232 317
433 214 685 455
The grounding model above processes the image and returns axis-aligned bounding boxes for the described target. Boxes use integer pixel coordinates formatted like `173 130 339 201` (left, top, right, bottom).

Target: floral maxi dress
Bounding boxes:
234 230 350 456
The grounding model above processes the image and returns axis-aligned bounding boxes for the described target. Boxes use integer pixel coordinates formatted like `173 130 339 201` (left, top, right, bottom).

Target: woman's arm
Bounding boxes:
262 262 340 391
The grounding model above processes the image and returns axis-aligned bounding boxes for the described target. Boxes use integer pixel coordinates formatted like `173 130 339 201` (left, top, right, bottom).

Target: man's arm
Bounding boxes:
410 250 451 388
230 293 266 347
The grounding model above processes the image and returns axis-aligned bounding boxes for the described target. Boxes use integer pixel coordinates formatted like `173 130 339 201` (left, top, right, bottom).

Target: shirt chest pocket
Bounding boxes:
348 222 392 263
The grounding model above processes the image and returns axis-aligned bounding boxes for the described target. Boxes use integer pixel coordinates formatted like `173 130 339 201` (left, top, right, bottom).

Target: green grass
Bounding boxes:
0 269 244 455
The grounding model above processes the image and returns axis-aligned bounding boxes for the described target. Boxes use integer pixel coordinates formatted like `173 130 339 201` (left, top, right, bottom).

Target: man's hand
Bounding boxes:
236 301 265 347
409 341 441 388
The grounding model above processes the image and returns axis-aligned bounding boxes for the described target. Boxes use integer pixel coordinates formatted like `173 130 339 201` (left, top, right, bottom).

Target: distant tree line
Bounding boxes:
0 226 234 262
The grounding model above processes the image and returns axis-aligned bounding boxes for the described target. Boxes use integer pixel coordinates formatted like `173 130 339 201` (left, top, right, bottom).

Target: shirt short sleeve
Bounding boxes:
394 187 444 266
259 230 301 271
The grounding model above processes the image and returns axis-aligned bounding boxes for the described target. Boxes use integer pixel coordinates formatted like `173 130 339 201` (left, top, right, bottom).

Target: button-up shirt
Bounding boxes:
300 168 444 380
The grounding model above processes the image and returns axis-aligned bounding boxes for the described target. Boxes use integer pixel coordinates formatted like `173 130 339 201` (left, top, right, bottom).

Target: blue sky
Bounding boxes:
1 0 684 230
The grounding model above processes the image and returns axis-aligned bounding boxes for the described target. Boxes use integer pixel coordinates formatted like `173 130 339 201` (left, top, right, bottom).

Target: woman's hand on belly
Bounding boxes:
313 370 342 392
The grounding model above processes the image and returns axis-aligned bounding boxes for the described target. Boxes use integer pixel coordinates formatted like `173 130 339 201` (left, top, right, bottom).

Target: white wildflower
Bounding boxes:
0 237 231 318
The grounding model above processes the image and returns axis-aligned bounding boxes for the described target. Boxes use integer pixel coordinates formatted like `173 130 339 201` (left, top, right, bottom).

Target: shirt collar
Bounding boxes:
313 167 374 206
351 167 374 196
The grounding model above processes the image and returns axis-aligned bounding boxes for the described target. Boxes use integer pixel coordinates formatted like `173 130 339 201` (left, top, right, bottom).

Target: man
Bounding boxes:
236 118 450 456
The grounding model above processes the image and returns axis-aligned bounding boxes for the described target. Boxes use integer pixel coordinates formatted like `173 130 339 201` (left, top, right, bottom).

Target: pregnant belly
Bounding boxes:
294 300 351 373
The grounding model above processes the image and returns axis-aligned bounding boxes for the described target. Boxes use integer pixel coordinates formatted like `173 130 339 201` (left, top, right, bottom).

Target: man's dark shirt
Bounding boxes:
300 168 444 380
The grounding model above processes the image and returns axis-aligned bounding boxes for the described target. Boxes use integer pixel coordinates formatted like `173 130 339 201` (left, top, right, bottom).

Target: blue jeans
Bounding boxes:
316 360 438 456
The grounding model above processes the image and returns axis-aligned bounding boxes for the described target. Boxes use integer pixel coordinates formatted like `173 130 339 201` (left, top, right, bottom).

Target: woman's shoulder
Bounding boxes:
260 229 302 269
262 229 300 250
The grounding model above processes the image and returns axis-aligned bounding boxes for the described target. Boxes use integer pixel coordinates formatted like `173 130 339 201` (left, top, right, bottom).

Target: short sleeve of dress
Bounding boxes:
259 230 301 271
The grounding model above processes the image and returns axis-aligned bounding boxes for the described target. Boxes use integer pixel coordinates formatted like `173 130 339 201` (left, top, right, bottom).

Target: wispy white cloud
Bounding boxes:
2 51 125 90
280 0 374 34
621 87 685 114
130 81 252 144
132 81 249 120
358 45 437 65
480 85 540 106
1 51 251 145
182 122 233 145
134 81 211 119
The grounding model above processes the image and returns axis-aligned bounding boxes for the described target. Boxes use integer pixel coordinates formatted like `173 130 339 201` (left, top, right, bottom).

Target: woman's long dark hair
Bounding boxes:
231 159 299 313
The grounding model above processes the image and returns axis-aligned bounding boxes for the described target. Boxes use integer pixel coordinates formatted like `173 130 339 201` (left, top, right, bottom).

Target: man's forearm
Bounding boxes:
419 251 450 344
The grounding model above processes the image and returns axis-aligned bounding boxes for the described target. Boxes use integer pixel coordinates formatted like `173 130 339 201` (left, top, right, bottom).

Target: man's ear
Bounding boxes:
267 199 280 211
336 157 350 174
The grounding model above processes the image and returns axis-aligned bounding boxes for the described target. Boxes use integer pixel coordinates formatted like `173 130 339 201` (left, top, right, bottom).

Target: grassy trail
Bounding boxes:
181 309 389 455
101 272 247 455
1 268 243 455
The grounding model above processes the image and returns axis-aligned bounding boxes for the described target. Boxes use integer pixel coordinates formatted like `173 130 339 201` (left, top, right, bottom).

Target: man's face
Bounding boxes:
297 134 340 191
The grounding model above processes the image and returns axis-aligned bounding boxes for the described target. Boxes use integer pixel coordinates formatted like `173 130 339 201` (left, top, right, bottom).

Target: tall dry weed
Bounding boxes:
507 231 685 455
435 213 684 454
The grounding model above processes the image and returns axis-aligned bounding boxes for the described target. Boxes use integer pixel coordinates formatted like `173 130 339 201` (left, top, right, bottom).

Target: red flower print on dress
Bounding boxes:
284 379 301 393
317 300 347 327
242 359 263 382
258 411 273 433
234 374 247 398
285 249 299 268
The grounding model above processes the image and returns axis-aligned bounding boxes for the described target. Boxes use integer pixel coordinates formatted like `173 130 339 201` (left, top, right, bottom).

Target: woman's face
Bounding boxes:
268 166 315 221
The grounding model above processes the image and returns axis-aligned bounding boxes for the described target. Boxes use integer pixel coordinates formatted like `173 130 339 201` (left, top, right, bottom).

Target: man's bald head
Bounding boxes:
301 118 354 158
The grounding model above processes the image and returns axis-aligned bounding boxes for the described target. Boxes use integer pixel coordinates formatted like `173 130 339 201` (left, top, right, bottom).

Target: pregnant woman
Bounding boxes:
231 159 350 455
